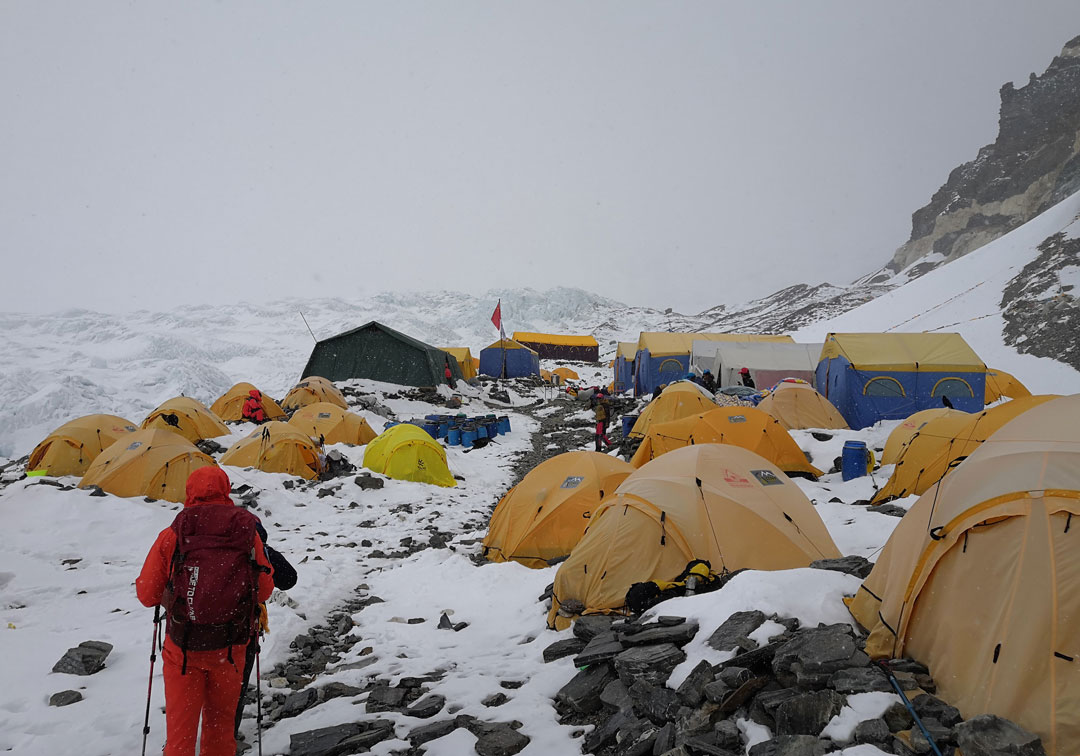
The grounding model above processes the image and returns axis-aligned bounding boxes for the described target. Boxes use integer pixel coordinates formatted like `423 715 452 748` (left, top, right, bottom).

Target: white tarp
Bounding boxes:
691 340 823 388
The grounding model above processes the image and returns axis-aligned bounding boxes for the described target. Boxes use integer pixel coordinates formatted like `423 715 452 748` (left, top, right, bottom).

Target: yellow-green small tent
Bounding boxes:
630 406 822 478
848 394 1080 756
281 376 348 411
79 429 217 503
629 382 717 438
441 348 478 380
881 408 968 465
142 397 230 443
28 414 138 477
548 444 841 628
220 421 322 480
552 367 580 383
757 382 848 431
363 424 456 487
872 394 1060 503
210 383 287 422
984 367 1032 404
482 451 633 568
288 403 377 446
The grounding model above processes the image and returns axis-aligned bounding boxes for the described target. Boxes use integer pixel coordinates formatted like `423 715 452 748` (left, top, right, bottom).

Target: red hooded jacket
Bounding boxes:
241 390 266 423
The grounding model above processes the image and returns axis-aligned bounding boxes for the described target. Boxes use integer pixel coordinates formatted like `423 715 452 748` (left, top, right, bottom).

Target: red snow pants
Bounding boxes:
161 639 246 756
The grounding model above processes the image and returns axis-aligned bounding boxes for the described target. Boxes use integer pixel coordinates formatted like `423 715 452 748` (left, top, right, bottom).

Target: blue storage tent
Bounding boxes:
613 342 636 394
816 332 986 430
479 338 540 378
632 332 794 396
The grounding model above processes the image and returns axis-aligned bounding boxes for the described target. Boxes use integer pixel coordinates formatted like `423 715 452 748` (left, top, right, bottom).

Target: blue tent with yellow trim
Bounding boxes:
479 338 540 378
632 332 794 396
816 332 986 430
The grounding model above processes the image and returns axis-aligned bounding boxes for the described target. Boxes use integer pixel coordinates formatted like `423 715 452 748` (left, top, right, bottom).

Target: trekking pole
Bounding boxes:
141 606 161 756
255 637 264 756
874 661 943 756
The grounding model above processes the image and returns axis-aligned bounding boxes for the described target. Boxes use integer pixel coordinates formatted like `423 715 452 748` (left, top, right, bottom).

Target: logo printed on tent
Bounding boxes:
317 412 332 419
727 415 747 423
751 469 784 486
560 476 585 489
127 441 144 451
723 469 752 488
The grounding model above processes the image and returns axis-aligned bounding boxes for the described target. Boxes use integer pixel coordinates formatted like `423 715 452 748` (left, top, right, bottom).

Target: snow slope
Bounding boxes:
796 190 1080 395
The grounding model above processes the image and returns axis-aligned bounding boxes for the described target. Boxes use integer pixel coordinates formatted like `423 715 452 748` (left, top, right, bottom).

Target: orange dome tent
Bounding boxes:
629 382 717 439
79 429 217 503
881 408 969 465
288 403 377 446
756 381 848 430
210 383 287 422
220 421 323 480
984 367 1031 404
281 376 348 411
141 397 230 443
28 414 138 477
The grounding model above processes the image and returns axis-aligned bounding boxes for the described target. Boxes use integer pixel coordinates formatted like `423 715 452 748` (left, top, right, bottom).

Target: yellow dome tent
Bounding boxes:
848 394 1080 756
141 397 230 443
756 382 848 430
78 429 217 503
363 424 456 487
441 348 478 380
881 408 969 465
629 382 717 439
281 376 348 411
552 367 580 383
220 421 322 480
28 414 138 477
984 367 1032 404
629 406 823 478
210 383 287 422
548 444 841 628
540 369 553 383
482 451 633 568
872 395 1060 503
288 403 377 446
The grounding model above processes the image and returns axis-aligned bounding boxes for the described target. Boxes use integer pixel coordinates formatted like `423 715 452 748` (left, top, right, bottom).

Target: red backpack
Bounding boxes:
164 505 263 657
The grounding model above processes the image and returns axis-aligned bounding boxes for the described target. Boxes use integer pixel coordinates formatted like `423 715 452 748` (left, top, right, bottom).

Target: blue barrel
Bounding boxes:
842 440 869 481
477 423 488 440
498 415 511 434
421 422 439 439
621 415 639 437
447 426 462 446
437 420 450 439
486 420 500 438
383 421 399 430
461 425 478 448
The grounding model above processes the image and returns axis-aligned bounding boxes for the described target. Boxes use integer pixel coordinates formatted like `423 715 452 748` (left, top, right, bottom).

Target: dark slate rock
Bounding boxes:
676 660 716 707
868 504 908 518
406 693 446 719
543 636 587 663
353 473 384 490
475 723 530 756
675 700 723 737
52 641 113 676
718 666 753 689
279 688 319 718
910 717 956 750
715 640 785 676
628 680 682 725
808 556 874 579
911 693 963 728
747 735 829 756
829 666 898 694
48 690 83 707
714 719 742 751
408 719 458 746
574 615 617 642
774 690 845 736
289 720 394 756
771 625 863 689
886 658 930 676
852 718 891 745
883 701 914 732
574 636 625 667
683 736 738 756
658 616 686 626
621 622 699 648
365 685 408 712
555 663 617 714
584 706 641 752
703 680 731 705
318 682 362 703
706 610 767 653
615 719 657 756
614 643 686 688
653 722 675 753
749 689 800 729
483 692 509 708
600 679 633 712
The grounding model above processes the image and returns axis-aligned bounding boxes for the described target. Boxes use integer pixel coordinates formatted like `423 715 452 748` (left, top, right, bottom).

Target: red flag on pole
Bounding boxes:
491 300 502 332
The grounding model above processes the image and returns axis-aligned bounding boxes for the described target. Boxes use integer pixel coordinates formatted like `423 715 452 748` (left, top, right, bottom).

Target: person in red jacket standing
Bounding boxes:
137 466 274 756
241 389 267 424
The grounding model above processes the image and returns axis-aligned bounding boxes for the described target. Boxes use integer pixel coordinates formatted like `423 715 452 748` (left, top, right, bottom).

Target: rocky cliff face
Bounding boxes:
890 34 1080 273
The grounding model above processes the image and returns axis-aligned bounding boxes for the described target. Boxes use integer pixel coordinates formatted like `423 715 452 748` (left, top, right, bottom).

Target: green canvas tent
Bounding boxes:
302 321 463 387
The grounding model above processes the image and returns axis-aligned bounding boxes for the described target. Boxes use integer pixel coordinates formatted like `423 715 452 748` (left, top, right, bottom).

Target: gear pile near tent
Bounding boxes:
547 444 841 629
479 338 540 378
847 394 1080 756
693 340 823 389
220 421 323 480
512 332 599 361
816 332 987 429
629 406 823 478
210 382 287 422
756 381 848 431
482 451 633 568
141 397 230 443
872 394 1059 503
288 403 377 446
302 321 463 388
629 382 718 439
78 429 217 503
633 332 794 396
440 347 477 380
281 376 349 411
363 423 457 487
28 414 138 477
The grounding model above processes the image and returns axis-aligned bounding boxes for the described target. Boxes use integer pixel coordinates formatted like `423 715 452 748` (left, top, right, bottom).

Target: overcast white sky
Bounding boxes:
3 2 1080 315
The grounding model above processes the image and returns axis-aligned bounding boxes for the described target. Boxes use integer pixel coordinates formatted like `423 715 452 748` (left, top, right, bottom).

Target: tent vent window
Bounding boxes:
863 377 905 397
993 644 1001 663
931 378 974 398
